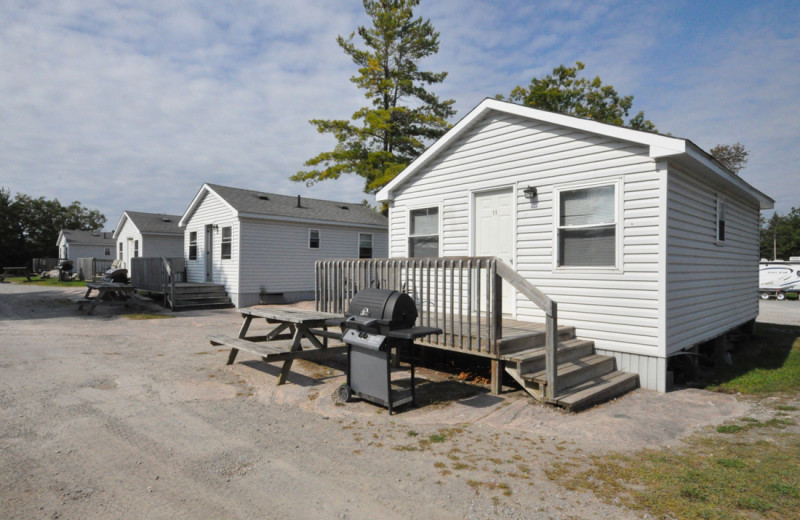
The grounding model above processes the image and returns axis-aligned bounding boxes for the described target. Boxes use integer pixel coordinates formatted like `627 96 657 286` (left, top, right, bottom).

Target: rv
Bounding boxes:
759 260 800 300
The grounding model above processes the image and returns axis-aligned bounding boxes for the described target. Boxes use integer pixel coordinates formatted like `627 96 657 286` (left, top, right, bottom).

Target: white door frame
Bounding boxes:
204 225 214 282
470 186 516 317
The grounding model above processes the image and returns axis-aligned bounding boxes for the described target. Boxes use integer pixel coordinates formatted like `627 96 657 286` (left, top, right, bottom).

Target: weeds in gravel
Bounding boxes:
124 313 173 320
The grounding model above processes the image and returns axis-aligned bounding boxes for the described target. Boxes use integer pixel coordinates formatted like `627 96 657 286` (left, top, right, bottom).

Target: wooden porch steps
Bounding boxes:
501 329 639 412
171 283 233 311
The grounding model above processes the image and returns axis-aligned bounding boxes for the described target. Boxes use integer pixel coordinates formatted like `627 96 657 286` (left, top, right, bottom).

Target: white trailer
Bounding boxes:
759 261 800 300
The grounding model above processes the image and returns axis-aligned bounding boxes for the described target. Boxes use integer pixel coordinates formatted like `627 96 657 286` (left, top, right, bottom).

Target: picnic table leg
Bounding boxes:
237 315 254 339
277 326 303 386
87 289 103 315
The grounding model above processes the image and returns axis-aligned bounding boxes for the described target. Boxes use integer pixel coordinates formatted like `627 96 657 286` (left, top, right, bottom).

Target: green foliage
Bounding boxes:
0 186 105 268
293 0 455 194
709 142 749 175
760 208 800 260
503 62 657 131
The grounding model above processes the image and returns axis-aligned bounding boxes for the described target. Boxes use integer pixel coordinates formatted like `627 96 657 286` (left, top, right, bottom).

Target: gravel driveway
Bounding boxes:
0 283 754 519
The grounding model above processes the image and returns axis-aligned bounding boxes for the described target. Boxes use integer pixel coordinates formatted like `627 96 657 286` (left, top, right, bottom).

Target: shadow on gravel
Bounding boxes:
0 289 83 321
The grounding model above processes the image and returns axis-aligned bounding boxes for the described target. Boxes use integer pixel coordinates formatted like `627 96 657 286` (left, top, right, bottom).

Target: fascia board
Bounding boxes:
377 98 687 201
112 213 129 239
684 143 774 210
237 212 387 230
178 184 239 227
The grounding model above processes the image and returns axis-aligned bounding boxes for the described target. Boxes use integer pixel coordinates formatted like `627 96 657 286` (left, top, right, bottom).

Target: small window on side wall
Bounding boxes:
221 227 232 259
134 240 139 258
104 247 111 257
118 242 123 260
716 196 726 243
359 233 373 259
409 207 439 257
189 231 197 260
309 229 320 249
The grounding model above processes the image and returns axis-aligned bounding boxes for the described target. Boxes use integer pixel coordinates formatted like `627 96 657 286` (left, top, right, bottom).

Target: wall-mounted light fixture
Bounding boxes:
522 186 537 199
212 224 219 232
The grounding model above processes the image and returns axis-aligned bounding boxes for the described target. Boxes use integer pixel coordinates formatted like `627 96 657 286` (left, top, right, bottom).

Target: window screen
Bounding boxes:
409 207 439 257
557 185 616 267
359 233 373 259
189 231 197 260
221 227 232 259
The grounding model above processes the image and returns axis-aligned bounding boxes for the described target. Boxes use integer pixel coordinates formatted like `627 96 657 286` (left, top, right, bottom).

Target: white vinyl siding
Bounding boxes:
184 192 239 289
388 112 662 364
141 234 183 259
665 168 759 354
237 219 388 305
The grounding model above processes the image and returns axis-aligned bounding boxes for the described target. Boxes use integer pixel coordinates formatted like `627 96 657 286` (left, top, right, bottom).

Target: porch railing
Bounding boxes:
129 257 185 310
315 257 558 397
76 258 114 282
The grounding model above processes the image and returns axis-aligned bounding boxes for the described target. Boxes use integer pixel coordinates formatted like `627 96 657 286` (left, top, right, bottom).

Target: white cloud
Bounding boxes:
0 0 797 227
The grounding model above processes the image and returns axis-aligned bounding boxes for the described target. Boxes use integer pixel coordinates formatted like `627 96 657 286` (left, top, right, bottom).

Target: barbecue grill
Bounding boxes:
330 288 441 414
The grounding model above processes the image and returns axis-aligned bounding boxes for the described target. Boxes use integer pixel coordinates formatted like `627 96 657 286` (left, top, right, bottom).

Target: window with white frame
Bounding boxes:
104 247 111 257
221 226 232 259
359 233 373 259
556 183 617 268
189 231 197 260
409 207 439 257
309 229 320 249
117 242 122 260
134 240 139 258
716 196 726 243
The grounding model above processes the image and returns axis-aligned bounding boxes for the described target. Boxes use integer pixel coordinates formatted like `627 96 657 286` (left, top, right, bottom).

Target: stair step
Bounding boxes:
523 354 615 393
502 338 593 363
499 326 575 354
172 302 235 311
553 371 640 412
175 297 232 305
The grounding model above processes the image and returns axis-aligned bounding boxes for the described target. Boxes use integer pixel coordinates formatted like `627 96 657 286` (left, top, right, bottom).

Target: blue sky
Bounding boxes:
1 0 798 227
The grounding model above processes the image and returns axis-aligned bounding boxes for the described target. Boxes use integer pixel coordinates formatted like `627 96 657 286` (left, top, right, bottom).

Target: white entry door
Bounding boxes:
474 189 515 315
204 225 214 282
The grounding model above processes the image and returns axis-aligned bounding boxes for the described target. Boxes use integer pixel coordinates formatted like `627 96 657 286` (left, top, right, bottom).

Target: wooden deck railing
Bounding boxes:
76 258 114 282
129 257 186 310
315 258 559 396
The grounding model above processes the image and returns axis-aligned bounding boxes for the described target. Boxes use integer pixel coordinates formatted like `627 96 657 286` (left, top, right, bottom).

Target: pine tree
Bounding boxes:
292 0 455 193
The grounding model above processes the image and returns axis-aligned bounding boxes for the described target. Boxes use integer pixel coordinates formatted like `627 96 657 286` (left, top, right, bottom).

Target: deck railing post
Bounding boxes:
490 260 504 395
545 302 558 399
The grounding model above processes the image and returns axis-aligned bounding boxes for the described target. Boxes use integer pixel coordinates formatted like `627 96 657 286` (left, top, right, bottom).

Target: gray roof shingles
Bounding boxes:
60 230 115 246
124 211 182 235
206 184 387 227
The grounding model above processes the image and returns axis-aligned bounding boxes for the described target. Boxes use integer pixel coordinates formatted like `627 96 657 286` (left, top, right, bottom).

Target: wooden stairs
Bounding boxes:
170 283 233 311
501 325 639 412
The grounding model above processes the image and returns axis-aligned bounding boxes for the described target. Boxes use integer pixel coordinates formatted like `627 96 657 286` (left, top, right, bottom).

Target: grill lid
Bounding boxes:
344 288 418 333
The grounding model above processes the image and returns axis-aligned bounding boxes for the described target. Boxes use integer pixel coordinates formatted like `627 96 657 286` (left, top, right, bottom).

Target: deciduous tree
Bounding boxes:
503 61 657 131
292 0 455 194
710 142 749 175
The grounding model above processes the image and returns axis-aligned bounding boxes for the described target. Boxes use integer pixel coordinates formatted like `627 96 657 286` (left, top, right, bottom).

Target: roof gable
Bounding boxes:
114 211 182 238
58 229 115 246
376 98 773 210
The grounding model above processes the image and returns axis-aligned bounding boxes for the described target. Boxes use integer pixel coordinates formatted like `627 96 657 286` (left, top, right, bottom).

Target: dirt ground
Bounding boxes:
0 283 767 519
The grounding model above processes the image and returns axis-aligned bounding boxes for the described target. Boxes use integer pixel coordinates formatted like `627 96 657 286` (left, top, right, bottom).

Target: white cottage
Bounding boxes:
180 183 388 307
376 98 773 393
56 230 115 262
112 211 183 269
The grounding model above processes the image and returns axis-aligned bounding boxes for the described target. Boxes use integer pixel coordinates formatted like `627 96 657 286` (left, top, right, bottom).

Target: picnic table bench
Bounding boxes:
76 281 140 315
209 307 345 385
1 267 33 282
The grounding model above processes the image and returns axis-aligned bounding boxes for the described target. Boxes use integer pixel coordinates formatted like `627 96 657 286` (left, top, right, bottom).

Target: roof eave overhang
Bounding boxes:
376 98 687 202
112 212 130 239
238 212 387 230
179 184 238 227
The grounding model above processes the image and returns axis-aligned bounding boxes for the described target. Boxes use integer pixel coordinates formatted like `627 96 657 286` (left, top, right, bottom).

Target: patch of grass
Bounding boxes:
717 424 743 434
776 405 799 411
124 313 173 320
548 420 800 520
5 275 87 287
407 430 418 437
707 324 800 394
428 434 446 443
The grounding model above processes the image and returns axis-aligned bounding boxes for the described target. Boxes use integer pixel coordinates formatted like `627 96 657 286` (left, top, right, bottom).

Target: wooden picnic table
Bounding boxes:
208 307 345 385
1 267 33 282
77 281 138 315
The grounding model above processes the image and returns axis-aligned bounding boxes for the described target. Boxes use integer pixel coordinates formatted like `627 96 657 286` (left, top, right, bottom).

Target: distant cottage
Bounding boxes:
113 211 183 269
179 183 388 307
56 229 114 262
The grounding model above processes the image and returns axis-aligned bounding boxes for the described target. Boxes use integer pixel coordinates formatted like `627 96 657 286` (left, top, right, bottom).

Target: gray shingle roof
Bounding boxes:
60 230 115 246
124 211 182 235
206 184 387 227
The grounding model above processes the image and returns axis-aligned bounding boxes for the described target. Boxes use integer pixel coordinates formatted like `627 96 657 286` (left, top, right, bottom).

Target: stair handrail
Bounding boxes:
161 256 176 311
495 259 559 399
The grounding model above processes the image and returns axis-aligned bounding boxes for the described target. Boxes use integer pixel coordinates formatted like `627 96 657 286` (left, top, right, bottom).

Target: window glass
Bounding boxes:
221 227 232 259
409 207 439 257
118 242 123 260
134 240 139 258
359 233 373 259
557 184 616 267
189 231 197 260
717 198 726 242
309 229 320 249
